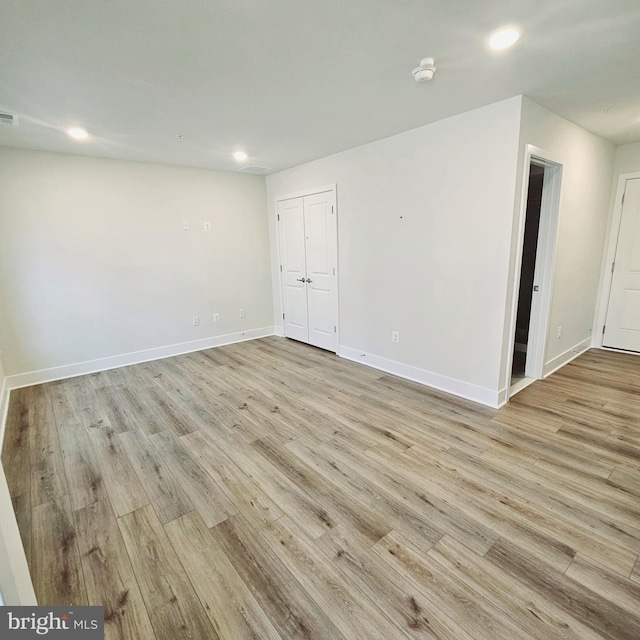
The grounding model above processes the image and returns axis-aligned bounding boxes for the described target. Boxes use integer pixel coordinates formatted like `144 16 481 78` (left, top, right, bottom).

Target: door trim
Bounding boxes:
504 145 563 399
594 171 640 349
275 184 336 202
275 184 339 351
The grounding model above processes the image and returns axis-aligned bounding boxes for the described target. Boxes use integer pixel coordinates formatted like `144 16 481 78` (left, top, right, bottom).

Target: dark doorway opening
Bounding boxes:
511 163 545 383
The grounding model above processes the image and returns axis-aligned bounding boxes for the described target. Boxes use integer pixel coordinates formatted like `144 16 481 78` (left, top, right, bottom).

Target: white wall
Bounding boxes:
611 142 640 176
0 148 274 382
500 98 615 390
267 97 523 405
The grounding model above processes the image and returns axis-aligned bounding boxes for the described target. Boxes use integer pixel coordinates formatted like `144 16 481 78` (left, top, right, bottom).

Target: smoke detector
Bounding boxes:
237 165 270 175
412 58 436 83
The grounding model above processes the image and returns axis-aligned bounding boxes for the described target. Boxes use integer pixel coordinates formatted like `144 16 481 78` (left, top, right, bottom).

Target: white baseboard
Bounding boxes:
274 325 284 337
337 346 501 408
496 386 510 408
5 327 275 391
543 337 591 378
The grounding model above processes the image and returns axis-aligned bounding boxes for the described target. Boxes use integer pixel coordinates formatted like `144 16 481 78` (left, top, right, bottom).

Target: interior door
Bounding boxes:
278 197 309 343
277 188 338 352
604 177 640 352
304 191 337 351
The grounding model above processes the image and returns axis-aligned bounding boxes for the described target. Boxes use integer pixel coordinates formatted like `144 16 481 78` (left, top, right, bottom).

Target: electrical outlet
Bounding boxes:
192 315 200 327
391 330 400 343
213 313 220 323
203 221 211 231
557 325 562 338
182 219 189 231
239 308 246 318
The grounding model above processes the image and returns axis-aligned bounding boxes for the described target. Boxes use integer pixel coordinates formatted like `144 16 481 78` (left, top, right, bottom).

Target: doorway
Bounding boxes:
511 164 545 383
507 148 563 398
276 186 338 352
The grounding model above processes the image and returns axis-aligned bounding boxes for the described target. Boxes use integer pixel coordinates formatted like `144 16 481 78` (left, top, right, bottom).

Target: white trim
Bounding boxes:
274 183 336 202
0 376 9 455
496 386 510 408
542 337 591 378
274 325 284 337
5 327 275 391
0 465 37 605
338 346 501 408
526 158 562 377
504 145 563 398
594 171 640 348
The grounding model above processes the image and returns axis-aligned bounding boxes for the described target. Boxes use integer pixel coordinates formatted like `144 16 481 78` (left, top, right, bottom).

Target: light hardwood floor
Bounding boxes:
2 337 640 639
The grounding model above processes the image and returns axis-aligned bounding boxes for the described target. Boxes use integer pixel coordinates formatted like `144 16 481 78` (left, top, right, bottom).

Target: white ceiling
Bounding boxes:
1 0 639 174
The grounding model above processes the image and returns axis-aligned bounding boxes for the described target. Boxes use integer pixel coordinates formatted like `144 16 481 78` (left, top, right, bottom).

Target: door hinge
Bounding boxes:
282 313 285 320
334 325 337 333
331 205 334 214
332 267 335 276
622 192 625 206
602 325 606 334
611 262 615 273
277 214 280 221
280 264 282 272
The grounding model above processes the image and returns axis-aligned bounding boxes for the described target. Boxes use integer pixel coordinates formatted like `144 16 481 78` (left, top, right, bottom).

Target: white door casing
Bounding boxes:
604 177 640 352
277 187 338 352
504 145 563 401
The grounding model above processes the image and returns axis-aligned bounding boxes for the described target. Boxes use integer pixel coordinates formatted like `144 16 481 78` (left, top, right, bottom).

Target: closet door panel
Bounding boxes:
304 192 337 351
278 197 309 343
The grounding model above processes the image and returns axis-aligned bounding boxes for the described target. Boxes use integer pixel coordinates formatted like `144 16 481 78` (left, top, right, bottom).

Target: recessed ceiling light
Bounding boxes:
488 26 521 51
233 150 248 162
67 127 89 140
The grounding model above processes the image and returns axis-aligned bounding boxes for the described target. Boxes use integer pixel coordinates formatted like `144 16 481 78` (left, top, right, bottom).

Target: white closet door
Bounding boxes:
278 197 309 343
303 191 337 351
277 188 338 352
604 178 640 352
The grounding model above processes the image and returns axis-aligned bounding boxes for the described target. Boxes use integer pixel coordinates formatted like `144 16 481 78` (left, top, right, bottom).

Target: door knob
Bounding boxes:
306 278 312 283
296 278 305 282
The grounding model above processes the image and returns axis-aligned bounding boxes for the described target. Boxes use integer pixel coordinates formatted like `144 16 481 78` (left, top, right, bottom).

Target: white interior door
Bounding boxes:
277 188 338 352
278 197 309 343
604 177 640 352
304 191 337 351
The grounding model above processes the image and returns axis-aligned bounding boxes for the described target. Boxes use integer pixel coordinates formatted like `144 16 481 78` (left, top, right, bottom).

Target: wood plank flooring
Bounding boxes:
2 337 640 640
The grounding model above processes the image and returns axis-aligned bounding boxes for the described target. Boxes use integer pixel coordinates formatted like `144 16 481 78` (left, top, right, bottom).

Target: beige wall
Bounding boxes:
0 148 274 379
